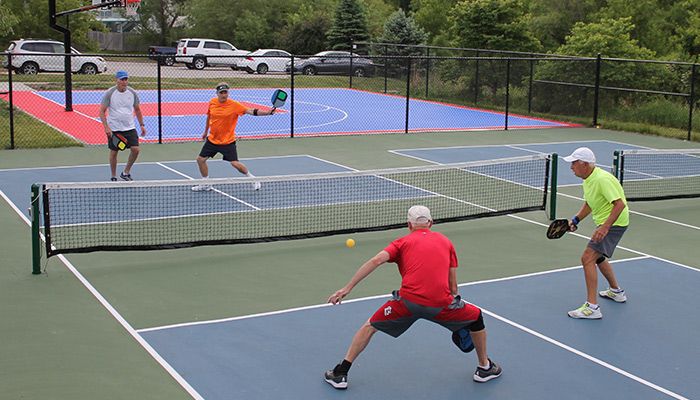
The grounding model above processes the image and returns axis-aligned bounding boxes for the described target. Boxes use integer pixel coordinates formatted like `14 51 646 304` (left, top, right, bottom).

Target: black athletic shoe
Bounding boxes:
110 177 118 182
324 369 348 390
120 172 132 181
473 359 502 382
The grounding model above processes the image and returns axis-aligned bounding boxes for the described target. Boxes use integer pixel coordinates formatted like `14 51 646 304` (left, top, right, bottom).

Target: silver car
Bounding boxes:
3 39 107 75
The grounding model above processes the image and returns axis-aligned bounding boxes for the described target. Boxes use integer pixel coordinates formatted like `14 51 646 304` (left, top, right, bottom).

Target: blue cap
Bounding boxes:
115 70 129 80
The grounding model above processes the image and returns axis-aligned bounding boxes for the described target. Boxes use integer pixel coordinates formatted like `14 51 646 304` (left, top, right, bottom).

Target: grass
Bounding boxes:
0 101 81 149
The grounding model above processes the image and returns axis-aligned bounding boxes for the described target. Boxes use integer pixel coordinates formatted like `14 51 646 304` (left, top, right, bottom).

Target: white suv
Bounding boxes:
175 38 249 70
3 39 107 75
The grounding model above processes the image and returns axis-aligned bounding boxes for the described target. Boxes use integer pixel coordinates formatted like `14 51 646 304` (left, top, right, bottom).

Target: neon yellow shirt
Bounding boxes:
582 167 629 227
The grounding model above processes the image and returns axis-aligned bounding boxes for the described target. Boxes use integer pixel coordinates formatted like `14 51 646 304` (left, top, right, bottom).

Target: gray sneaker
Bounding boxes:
190 184 213 192
473 359 502 382
324 369 348 390
599 288 627 303
567 302 603 319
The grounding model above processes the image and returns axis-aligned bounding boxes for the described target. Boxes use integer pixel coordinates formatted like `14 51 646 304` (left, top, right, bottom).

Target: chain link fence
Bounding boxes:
1 47 698 149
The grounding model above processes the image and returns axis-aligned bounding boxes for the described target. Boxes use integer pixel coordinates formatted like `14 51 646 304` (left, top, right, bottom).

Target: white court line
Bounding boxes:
156 162 261 211
137 256 649 333
479 306 690 400
388 139 648 153
389 146 700 231
0 154 315 172
0 189 205 400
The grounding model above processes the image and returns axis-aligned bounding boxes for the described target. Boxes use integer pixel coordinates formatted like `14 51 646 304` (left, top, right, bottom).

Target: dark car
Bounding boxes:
148 46 177 66
285 51 376 77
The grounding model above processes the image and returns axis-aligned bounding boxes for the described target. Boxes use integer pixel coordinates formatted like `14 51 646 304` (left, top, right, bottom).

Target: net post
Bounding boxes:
549 153 558 220
618 150 625 185
474 50 480 105
31 184 41 274
612 150 620 178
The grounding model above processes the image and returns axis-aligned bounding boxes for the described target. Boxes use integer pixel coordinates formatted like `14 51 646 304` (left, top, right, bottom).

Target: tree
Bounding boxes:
326 0 370 50
379 9 427 49
529 0 600 51
534 18 665 115
281 10 332 55
134 0 187 46
0 4 19 38
413 0 460 46
449 0 541 52
0 0 102 50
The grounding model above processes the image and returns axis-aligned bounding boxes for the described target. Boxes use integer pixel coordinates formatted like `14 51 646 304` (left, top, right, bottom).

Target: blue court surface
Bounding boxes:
134 256 699 400
34 88 574 141
390 140 652 186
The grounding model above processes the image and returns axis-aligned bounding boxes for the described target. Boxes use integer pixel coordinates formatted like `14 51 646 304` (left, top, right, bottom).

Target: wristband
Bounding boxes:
253 109 259 116
572 216 580 226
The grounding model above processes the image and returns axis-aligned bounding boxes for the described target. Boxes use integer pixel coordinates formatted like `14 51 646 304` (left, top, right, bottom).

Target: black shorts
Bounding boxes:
108 129 139 151
199 140 238 161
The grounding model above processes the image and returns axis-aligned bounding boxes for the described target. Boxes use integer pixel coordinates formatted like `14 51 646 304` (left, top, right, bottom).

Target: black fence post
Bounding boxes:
384 45 388 94
405 57 411 134
474 50 480 105
528 59 534 114
349 39 354 89
505 58 511 130
8 52 15 149
290 56 295 138
425 47 430 98
688 63 697 141
593 53 602 127
157 57 163 144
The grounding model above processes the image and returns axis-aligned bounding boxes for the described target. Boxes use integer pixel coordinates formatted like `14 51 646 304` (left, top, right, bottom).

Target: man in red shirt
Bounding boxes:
324 205 502 390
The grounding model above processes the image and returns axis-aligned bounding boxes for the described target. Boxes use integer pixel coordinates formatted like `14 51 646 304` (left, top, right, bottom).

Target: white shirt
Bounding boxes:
101 86 140 131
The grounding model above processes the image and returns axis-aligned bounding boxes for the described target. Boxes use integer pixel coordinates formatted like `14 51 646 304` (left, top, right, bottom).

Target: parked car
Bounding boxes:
175 38 248 70
285 51 376 77
3 39 107 75
148 45 177 66
237 49 291 74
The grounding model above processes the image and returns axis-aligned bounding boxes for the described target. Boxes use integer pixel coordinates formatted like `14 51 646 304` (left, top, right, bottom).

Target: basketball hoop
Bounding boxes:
123 0 140 16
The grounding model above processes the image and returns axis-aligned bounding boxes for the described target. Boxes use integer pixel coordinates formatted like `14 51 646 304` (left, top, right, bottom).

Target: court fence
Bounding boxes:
1 49 698 149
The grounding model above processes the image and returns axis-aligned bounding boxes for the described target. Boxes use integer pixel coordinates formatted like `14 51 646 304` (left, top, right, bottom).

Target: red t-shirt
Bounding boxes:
383 229 458 307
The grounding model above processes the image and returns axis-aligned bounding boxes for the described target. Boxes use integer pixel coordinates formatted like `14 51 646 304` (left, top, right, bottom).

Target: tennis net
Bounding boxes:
32 154 551 259
614 149 700 201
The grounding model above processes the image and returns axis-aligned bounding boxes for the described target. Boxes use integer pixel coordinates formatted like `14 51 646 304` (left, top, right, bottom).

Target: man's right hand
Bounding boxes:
105 128 112 138
202 132 208 141
328 287 351 305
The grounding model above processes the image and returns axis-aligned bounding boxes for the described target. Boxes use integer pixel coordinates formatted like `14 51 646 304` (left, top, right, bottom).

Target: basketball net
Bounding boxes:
124 0 140 16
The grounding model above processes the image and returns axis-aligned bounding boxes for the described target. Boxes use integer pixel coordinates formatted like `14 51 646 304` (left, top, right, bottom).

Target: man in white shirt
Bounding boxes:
99 70 146 181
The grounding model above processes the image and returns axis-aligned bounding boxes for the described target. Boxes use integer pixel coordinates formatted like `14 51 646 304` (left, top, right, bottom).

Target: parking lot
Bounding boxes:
106 61 291 79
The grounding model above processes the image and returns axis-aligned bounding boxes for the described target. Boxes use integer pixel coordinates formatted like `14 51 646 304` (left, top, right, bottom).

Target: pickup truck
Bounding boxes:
148 46 176 66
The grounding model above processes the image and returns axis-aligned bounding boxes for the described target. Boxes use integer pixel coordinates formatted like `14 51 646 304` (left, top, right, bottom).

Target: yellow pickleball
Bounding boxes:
346 238 356 248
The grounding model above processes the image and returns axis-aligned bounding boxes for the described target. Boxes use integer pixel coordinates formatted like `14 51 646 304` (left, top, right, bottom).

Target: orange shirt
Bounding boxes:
207 98 248 145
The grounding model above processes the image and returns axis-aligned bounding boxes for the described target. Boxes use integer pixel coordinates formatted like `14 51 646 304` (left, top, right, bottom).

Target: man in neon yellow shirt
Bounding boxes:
563 147 629 319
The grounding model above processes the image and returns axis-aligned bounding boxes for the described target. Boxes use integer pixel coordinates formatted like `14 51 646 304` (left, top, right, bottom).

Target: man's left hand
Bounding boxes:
328 287 351 305
591 225 610 243
140 126 147 137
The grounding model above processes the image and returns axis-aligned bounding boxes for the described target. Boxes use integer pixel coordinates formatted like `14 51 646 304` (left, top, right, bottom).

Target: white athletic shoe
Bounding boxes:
253 181 261 191
567 302 602 319
599 288 627 303
191 184 213 192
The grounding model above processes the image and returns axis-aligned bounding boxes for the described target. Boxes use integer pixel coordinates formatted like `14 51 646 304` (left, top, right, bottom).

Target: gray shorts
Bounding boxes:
588 225 627 258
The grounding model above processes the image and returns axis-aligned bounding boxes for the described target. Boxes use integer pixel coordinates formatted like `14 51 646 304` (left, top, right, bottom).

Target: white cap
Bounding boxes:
563 147 596 163
407 205 432 224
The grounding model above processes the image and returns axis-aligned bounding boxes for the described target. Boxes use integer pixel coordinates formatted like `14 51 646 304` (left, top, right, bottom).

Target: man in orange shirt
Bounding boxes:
191 82 276 191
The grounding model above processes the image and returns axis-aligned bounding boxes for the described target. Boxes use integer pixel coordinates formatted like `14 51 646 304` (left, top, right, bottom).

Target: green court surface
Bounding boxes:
1 127 698 399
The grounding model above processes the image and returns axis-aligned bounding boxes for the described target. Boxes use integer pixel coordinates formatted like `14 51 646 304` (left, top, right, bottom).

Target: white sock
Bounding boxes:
588 303 599 309
479 362 490 370
611 287 624 293
245 172 255 178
